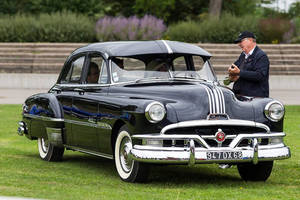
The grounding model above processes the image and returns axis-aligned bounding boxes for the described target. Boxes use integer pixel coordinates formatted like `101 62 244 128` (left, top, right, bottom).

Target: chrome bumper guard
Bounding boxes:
17 121 27 136
129 132 290 165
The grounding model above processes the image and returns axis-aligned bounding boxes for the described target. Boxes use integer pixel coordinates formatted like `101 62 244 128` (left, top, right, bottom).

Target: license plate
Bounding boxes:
207 151 242 160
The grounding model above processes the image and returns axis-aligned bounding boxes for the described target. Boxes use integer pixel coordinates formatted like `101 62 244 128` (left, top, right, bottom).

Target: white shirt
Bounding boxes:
244 46 256 59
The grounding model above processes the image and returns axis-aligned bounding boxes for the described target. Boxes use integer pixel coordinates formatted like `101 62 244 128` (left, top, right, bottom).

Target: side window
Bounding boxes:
86 56 107 84
61 56 85 84
193 56 206 71
173 56 187 71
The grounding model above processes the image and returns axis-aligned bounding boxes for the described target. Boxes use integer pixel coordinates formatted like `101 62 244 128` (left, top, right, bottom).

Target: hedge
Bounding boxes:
167 14 262 43
0 12 96 42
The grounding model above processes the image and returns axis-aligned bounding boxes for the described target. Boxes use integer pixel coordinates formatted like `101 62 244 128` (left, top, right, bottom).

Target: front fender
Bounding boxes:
22 93 64 140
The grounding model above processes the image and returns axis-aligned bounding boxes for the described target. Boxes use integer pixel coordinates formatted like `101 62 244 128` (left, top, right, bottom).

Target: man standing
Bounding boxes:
228 31 270 97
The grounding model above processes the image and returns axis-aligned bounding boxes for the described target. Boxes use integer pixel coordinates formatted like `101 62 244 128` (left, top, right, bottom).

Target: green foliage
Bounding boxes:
167 14 261 43
290 16 300 43
0 12 96 42
0 105 300 199
0 0 105 18
222 0 259 16
258 17 291 43
102 0 209 25
288 2 300 18
133 0 175 23
165 21 203 43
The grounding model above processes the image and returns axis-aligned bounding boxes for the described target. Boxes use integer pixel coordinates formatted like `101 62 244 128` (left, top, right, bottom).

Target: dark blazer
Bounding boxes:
233 46 270 97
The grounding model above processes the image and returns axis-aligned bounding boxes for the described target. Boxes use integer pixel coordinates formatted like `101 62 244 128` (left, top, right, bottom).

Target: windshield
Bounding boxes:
110 55 216 83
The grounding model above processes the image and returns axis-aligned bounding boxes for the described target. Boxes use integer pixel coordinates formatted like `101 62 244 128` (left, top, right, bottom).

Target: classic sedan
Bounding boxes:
18 40 290 182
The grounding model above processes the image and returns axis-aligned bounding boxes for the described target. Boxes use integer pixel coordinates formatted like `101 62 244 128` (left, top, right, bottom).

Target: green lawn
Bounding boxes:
0 105 299 200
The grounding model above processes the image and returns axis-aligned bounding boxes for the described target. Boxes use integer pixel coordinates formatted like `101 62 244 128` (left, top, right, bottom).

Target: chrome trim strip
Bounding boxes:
213 87 220 113
64 119 97 128
65 145 113 159
23 113 64 122
203 86 212 114
216 87 225 113
229 132 285 148
209 87 216 113
219 87 226 113
202 135 236 139
160 119 271 135
64 119 112 129
162 40 173 54
133 134 210 149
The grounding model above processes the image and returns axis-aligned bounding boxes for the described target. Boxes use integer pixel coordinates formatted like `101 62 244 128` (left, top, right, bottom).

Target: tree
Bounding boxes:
209 0 223 18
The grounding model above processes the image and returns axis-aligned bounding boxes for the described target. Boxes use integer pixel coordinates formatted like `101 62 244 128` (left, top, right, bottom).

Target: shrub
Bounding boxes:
0 12 96 42
290 17 300 43
95 15 166 41
167 14 261 43
165 21 203 43
258 17 292 43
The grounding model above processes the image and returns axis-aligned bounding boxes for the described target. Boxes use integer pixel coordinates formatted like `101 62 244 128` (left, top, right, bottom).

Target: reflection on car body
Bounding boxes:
18 40 290 182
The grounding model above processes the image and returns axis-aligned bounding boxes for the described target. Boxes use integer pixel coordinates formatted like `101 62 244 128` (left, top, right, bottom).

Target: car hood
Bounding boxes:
109 81 256 122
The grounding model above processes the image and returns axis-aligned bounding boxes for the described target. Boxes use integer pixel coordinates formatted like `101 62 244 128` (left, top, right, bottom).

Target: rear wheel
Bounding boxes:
237 161 273 181
38 137 64 161
114 125 149 182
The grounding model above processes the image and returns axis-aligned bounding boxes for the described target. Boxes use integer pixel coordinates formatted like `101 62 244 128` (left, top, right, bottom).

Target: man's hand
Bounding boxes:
228 63 240 76
229 74 239 82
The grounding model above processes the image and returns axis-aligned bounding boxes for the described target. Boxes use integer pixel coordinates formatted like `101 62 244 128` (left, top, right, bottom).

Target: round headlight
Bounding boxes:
145 102 166 123
264 101 284 122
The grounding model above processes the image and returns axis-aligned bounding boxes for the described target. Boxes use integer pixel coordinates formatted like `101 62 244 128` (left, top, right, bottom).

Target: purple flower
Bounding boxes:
95 15 166 41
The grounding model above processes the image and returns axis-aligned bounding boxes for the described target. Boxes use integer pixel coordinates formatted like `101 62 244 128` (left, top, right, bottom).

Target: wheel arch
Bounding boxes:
111 119 127 157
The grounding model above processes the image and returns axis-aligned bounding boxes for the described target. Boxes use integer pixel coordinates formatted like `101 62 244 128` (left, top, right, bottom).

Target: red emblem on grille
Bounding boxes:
215 129 226 143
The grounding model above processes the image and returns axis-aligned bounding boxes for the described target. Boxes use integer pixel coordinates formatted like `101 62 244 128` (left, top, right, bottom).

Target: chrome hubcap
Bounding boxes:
119 137 133 173
41 138 49 153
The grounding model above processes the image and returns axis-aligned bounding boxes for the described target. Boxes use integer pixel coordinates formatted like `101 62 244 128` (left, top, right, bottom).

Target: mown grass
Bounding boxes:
0 105 299 200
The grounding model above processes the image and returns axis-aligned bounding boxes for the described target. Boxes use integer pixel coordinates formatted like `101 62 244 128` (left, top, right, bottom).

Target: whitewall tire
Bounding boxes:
114 125 149 182
37 137 64 161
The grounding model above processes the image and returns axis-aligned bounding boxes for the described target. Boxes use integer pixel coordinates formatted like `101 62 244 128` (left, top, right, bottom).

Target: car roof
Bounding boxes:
71 40 211 58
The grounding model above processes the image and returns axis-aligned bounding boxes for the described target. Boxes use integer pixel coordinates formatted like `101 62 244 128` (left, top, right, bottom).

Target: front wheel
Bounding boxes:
38 137 64 161
114 125 149 182
237 161 273 181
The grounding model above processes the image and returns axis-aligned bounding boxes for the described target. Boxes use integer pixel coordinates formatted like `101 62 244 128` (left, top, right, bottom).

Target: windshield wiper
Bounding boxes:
173 76 197 79
134 77 168 83
172 76 207 82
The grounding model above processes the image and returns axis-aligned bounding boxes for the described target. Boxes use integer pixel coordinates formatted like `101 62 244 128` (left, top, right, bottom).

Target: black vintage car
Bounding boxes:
18 40 290 182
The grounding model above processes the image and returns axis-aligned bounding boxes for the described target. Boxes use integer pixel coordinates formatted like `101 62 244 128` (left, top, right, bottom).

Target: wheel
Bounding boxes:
114 125 149 182
38 137 64 161
237 161 273 181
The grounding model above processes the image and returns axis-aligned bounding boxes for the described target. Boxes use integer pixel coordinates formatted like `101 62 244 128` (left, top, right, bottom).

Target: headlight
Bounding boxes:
145 102 166 123
264 101 284 122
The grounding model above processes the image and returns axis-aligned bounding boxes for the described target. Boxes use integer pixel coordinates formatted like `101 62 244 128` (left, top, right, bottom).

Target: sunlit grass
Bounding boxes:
0 105 299 200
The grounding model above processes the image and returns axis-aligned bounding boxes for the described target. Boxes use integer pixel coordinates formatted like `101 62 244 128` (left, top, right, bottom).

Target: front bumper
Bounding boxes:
129 132 290 165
